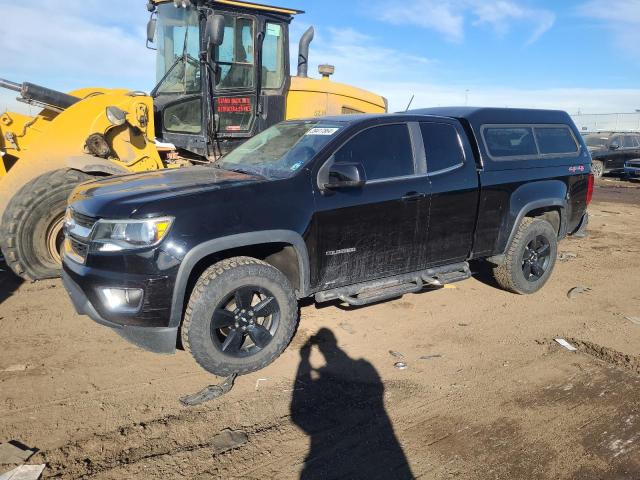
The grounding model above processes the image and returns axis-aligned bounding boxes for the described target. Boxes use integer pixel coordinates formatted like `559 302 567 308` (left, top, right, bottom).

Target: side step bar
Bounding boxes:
315 262 471 307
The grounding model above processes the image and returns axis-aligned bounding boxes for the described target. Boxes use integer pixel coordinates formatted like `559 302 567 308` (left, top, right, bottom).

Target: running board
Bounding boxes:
315 262 471 307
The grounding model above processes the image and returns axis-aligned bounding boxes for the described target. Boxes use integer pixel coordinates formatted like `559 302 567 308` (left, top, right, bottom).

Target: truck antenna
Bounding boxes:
404 94 415 112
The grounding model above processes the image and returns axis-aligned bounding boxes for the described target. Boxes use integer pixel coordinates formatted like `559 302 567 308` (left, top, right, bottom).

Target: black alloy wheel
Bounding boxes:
211 286 280 358
492 217 558 294
521 235 551 282
182 256 298 376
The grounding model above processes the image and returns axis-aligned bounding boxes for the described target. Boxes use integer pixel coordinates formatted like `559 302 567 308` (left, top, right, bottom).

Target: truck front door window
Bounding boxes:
334 124 414 180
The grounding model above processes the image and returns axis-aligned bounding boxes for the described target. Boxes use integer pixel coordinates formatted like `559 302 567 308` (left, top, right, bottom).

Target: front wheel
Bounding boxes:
0 169 94 280
492 218 558 294
181 257 299 376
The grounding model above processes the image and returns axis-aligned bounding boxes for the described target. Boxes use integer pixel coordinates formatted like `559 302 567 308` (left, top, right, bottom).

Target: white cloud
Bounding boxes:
291 24 436 85
296 24 640 114
377 1 465 43
372 82 640 114
0 0 154 92
578 0 640 57
373 0 555 45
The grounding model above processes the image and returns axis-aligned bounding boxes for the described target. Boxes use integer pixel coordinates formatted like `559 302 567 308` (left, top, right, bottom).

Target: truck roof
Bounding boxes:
408 106 575 126
306 107 576 127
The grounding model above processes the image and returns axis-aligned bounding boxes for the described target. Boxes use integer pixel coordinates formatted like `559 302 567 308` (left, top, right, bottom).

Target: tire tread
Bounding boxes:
182 256 298 376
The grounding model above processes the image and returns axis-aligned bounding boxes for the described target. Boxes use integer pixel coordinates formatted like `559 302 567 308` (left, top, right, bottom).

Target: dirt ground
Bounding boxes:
1 177 639 479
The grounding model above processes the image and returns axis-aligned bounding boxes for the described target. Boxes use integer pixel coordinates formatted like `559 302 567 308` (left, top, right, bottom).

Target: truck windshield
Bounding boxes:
216 121 344 178
154 5 201 94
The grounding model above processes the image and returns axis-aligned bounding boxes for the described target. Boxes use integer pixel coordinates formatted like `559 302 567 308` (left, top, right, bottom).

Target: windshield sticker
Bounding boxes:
267 24 282 37
290 161 304 171
306 127 340 136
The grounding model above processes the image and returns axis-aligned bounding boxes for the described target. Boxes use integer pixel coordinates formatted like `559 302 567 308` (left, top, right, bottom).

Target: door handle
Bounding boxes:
401 191 425 202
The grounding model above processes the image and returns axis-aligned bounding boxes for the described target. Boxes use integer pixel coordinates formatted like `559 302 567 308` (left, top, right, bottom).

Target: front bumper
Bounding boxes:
62 265 178 354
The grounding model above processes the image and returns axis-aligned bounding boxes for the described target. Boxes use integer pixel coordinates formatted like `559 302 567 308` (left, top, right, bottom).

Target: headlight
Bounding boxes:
91 217 173 252
106 106 127 126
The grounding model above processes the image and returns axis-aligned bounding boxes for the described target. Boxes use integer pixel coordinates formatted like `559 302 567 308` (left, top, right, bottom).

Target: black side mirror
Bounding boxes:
609 144 620 151
324 162 366 189
206 14 225 48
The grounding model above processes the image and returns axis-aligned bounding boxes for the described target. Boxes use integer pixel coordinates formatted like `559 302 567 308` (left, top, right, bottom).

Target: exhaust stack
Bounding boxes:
297 26 315 78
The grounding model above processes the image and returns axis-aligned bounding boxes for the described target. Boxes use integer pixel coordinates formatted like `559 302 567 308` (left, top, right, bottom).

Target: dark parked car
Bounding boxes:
584 131 640 178
625 159 640 179
62 108 593 376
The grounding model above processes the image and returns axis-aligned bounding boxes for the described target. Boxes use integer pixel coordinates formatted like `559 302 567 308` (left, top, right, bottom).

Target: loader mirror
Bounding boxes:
206 14 225 47
146 17 157 44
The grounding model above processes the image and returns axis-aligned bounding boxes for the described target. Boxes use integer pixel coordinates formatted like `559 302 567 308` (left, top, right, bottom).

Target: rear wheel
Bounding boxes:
0 169 94 280
493 218 558 294
591 160 604 179
182 256 298 376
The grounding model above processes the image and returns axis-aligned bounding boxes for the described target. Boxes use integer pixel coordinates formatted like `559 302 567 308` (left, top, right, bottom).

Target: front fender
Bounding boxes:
169 230 311 328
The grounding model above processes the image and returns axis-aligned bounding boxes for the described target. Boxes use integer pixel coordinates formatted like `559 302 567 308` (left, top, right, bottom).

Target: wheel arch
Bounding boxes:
498 180 568 257
169 231 310 328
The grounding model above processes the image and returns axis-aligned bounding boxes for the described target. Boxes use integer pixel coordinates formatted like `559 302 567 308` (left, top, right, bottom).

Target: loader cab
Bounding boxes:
148 0 299 158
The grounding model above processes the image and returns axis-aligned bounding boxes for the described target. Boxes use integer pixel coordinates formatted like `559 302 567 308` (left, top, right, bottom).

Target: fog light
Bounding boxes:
98 287 143 313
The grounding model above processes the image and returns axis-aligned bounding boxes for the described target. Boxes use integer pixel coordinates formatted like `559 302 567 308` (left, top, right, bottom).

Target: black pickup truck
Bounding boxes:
61 107 593 376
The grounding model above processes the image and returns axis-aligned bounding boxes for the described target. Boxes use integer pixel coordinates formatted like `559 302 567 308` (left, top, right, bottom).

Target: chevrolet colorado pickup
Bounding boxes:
62 107 593 376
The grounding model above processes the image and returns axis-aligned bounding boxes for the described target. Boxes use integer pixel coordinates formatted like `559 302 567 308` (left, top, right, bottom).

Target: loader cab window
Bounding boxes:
215 16 256 90
262 22 285 89
154 5 201 95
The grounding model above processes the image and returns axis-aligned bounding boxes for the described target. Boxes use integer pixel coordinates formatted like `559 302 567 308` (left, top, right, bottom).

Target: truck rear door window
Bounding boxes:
334 124 414 181
483 127 537 158
534 126 579 155
419 122 464 173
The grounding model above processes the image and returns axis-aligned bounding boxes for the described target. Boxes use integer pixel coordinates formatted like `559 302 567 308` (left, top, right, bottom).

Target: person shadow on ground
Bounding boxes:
290 327 414 480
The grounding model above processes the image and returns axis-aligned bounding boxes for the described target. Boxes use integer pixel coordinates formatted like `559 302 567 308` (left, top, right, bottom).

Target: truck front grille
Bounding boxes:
72 211 98 230
65 210 98 263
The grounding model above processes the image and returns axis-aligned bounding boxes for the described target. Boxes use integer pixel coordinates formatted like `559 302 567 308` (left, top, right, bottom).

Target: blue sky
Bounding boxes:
1 0 639 113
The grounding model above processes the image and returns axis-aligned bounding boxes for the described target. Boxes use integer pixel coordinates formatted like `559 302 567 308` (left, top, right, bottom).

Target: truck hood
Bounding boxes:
69 166 262 218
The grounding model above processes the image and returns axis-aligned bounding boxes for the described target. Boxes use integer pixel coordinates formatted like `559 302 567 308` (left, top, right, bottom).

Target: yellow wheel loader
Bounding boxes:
0 0 387 281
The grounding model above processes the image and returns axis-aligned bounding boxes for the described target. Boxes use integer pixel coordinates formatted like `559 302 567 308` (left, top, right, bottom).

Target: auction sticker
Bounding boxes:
306 127 340 136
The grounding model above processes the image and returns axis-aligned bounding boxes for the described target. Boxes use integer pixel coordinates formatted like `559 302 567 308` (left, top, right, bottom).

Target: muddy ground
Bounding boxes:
0 178 639 479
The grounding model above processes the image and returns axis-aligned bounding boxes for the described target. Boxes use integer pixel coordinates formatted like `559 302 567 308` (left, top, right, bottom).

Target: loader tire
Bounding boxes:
0 169 94 280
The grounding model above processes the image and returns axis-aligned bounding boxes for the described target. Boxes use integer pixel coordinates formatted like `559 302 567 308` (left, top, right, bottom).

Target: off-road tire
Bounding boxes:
181 256 298 376
591 160 604 179
493 218 558 295
0 169 93 280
